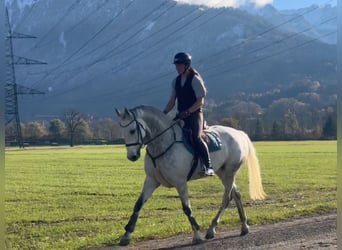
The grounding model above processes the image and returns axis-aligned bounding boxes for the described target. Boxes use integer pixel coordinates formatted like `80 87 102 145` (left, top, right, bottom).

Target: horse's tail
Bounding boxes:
245 138 266 200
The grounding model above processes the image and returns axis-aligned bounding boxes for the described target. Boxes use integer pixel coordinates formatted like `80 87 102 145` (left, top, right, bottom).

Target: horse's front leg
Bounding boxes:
119 176 160 246
176 183 203 245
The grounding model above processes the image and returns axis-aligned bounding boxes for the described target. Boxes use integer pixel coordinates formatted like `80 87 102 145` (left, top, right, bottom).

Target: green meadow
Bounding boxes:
5 141 336 249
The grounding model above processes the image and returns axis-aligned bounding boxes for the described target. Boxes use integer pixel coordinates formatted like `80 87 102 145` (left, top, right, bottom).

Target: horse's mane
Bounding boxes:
130 105 162 115
130 105 173 126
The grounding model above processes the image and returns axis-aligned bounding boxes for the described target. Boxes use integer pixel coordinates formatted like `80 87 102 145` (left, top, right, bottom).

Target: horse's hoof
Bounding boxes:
205 228 216 239
119 238 130 246
192 237 203 245
240 225 249 236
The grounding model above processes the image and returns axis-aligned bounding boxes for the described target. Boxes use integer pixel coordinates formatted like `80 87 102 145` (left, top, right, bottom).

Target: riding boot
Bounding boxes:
194 138 215 176
201 158 215 176
203 159 215 176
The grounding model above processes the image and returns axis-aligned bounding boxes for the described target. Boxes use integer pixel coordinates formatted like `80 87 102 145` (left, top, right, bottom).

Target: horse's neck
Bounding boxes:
143 112 170 135
141 110 177 146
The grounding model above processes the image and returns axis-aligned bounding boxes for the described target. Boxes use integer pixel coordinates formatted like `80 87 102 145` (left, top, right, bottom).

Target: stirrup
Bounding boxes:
204 168 215 176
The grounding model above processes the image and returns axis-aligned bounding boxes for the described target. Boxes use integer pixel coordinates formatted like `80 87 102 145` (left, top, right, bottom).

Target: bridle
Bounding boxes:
119 111 182 167
119 111 146 148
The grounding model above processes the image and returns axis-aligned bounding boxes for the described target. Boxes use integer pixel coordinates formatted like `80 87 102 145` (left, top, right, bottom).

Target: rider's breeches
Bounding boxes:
183 111 212 169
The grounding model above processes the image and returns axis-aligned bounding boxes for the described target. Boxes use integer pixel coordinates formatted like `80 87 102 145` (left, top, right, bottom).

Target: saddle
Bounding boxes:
182 128 222 155
182 128 222 180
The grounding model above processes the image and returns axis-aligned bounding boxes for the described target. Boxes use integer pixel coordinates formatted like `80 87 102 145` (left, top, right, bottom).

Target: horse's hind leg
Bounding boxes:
231 185 249 235
205 175 234 239
175 183 203 245
119 176 160 246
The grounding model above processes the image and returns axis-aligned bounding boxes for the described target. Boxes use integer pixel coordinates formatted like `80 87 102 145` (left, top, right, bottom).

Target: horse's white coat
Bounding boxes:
116 106 266 246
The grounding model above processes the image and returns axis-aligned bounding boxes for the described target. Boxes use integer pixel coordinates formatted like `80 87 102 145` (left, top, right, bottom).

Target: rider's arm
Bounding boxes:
187 75 206 114
188 97 204 114
163 95 176 114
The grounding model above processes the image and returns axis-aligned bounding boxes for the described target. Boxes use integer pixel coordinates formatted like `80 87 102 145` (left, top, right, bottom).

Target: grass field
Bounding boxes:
5 141 336 249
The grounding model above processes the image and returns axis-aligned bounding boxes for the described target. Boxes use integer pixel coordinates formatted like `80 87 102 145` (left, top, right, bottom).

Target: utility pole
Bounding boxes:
5 8 45 147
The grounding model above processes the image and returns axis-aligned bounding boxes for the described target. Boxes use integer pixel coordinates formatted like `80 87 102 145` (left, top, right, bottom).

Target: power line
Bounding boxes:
18 0 82 71
34 0 196 89
102 1 335 99
13 2 38 31
88 0 329 93
33 0 219 95
64 0 176 68
21 0 111 77
198 3 323 65
43 0 177 88
40 0 111 49
85 5 330 99
22 1 241 92
16 1 110 83
89 29 337 103
52 29 336 107
32 0 81 49
30 0 136 88
25 0 189 80
31 0 335 101
202 16 337 75
205 31 336 81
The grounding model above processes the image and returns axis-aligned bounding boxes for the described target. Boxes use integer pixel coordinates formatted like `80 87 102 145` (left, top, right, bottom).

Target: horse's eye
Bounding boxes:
129 129 135 135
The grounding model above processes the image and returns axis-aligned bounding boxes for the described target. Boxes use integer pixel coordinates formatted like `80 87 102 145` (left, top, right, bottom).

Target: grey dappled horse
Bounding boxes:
115 105 266 246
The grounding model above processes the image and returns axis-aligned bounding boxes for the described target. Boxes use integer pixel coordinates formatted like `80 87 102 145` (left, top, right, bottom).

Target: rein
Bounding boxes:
144 119 180 145
145 121 182 168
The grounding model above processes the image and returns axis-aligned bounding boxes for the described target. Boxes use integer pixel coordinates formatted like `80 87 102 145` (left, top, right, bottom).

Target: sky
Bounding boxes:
176 0 337 9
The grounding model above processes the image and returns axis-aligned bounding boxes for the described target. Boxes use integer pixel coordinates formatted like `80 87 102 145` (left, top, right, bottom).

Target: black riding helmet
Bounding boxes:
173 52 191 65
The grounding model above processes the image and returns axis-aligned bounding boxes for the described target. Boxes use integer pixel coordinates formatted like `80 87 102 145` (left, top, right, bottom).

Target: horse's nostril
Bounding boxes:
128 155 138 161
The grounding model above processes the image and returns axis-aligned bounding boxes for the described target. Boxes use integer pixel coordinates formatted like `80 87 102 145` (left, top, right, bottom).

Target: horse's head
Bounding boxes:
115 108 147 161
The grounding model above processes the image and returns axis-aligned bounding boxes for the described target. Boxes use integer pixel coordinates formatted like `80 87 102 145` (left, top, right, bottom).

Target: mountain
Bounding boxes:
241 3 337 44
6 0 337 121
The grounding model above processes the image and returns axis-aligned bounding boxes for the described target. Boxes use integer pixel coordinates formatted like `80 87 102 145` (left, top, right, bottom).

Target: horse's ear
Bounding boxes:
124 108 131 116
115 108 122 117
115 108 131 118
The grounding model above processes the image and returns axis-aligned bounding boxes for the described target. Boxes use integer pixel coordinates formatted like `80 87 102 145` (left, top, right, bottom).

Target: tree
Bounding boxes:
49 119 65 143
220 117 239 129
283 109 301 138
63 110 87 147
23 121 47 141
322 115 336 139
5 122 25 144
75 119 93 142
271 121 283 140
231 101 263 134
253 118 263 140
91 118 121 142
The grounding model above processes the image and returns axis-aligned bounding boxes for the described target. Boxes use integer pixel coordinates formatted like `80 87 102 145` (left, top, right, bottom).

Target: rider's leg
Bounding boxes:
185 111 214 176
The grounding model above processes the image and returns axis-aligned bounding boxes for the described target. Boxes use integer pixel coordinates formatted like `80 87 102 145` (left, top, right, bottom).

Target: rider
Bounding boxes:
163 52 215 176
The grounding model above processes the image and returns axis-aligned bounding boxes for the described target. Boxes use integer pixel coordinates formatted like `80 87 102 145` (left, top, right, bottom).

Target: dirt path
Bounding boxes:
92 213 337 250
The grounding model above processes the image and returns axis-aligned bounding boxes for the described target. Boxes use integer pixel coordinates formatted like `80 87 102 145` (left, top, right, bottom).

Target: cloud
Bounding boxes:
59 32 67 49
175 0 273 8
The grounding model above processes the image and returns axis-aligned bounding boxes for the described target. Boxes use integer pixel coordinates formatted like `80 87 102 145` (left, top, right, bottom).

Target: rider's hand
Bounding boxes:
179 110 191 119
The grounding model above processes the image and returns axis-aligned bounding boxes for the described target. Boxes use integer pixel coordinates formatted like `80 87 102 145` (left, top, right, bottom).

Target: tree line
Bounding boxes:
5 110 122 147
5 80 338 146
208 106 336 141
5 100 336 147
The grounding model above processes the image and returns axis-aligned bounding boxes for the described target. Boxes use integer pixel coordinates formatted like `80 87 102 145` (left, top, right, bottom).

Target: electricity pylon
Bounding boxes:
5 8 45 147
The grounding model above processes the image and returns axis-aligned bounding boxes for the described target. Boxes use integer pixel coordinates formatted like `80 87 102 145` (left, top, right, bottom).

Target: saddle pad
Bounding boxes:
182 129 222 155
